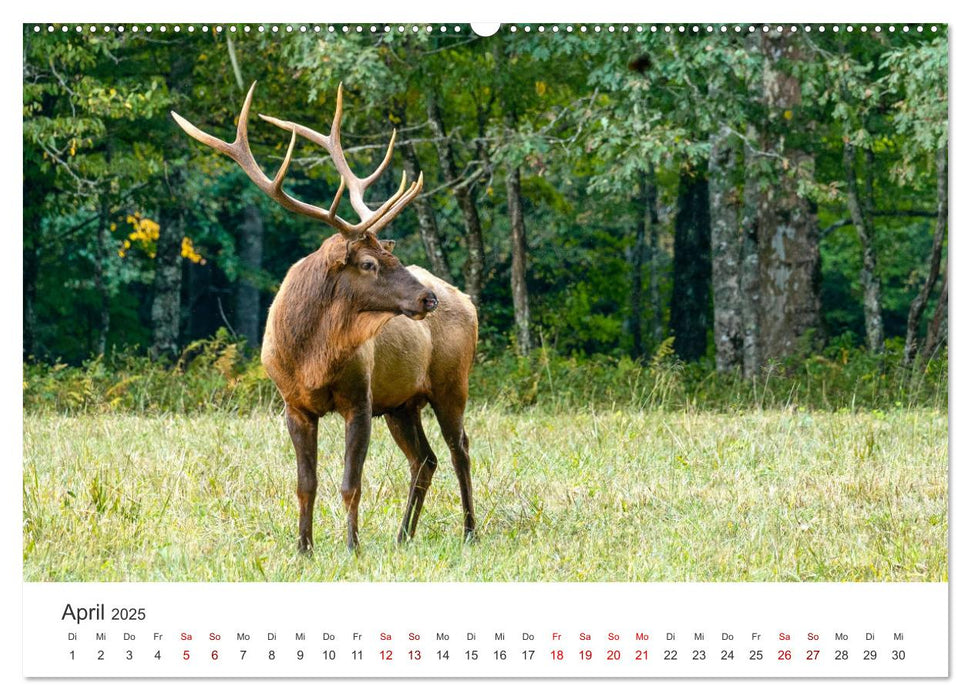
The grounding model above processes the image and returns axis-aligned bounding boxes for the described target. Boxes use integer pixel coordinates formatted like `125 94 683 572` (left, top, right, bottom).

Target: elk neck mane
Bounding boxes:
267 236 395 391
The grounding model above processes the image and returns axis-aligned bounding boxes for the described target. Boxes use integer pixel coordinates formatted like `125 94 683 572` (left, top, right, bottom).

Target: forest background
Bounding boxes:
23 23 947 412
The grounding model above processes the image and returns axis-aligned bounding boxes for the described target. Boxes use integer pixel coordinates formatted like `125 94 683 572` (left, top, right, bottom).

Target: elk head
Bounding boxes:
337 232 439 320
170 82 436 319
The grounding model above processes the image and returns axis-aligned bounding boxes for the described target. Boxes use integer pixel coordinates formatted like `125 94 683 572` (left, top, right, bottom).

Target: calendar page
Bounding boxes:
20 8 952 689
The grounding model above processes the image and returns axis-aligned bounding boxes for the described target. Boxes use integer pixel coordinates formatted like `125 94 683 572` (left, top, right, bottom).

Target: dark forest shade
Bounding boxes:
629 171 649 360
235 203 264 349
150 196 184 360
671 169 712 362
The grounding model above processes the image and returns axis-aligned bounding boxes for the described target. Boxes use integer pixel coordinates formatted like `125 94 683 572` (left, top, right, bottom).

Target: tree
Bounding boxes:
755 30 822 360
426 89 487 307
879 36 949 365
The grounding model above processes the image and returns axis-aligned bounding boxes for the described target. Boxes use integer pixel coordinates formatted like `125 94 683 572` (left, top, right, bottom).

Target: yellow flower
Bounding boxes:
180 237 206 265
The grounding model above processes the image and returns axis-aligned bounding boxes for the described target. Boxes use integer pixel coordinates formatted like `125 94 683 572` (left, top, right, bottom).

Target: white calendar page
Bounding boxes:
22 582 949 677
9 0 966 697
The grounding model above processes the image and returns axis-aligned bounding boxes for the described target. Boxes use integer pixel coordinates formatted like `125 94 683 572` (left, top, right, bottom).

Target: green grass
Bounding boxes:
23 407 947 582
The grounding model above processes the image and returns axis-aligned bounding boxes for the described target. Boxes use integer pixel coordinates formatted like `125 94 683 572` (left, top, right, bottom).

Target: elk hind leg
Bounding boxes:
386 403 438 543
431 398 475 540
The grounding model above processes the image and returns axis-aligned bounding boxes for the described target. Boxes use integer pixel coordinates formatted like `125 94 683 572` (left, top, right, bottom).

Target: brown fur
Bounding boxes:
262 233 478 550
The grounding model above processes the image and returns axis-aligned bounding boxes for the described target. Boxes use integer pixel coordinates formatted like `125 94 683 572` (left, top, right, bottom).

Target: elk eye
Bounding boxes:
360 260 376 272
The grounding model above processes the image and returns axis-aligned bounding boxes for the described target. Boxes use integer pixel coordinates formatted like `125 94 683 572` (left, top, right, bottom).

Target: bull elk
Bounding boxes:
172 82 477 551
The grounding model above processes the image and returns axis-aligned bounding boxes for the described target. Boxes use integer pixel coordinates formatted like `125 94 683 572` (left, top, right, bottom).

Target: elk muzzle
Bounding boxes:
421 290 439 313
403 289 438 320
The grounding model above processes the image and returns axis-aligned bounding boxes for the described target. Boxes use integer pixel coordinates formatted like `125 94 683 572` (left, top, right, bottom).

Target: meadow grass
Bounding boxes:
23 407 947 582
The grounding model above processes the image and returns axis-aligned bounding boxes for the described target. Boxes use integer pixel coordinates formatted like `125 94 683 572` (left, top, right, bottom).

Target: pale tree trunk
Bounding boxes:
757 30 821 360
151 189 184 360
646 163 664 346
843 142 884 352
152 51 190 361
741 132 762 377
670 168 712 362
506 164 531 355
905 147 948 365
709 126 744 371
235 203 263 348
427 92 485 307
630 172 648 359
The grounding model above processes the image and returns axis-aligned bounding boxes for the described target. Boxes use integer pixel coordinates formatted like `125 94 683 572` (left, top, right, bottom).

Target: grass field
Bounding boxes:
23 407 947 582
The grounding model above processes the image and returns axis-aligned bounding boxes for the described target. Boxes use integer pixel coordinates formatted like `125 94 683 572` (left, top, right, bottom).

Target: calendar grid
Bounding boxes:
23 582 948 678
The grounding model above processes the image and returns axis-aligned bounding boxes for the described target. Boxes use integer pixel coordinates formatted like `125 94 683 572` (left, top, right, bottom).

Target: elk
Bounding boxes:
172 83 477 551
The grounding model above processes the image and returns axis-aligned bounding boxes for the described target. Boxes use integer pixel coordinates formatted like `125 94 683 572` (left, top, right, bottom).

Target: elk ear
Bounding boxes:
380 239 396 253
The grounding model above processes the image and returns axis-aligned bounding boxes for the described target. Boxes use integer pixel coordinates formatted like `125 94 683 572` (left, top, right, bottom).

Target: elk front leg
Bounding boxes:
341 408 372 551
286 405 319 553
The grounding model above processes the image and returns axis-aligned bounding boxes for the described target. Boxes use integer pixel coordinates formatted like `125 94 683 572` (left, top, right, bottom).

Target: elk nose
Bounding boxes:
420 290 439 312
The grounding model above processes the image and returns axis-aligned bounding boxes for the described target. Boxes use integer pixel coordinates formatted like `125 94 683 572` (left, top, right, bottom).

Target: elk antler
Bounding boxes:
171 81 422 239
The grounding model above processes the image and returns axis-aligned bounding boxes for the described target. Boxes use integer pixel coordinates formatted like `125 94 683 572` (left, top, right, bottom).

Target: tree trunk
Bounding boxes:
904 147 948 365
646 163 663 346
843 142 884 352
921 265 947 360
427 92 485 307
151 195 184 360
670 167 712 362
400 136 451 282
709 126 744 372
741 131 762 377
152 50 193 361
757 30 821 360
235 203 264 349
630 172 648 359
506 164 531 355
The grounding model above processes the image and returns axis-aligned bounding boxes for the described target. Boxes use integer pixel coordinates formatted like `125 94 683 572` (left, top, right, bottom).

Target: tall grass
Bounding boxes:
23 333 948 415
23 409 947 582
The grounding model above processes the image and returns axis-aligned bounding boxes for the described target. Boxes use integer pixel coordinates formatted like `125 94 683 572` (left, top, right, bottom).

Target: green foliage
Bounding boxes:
24 330 278 414
881 36 948 182
24 331 946 415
